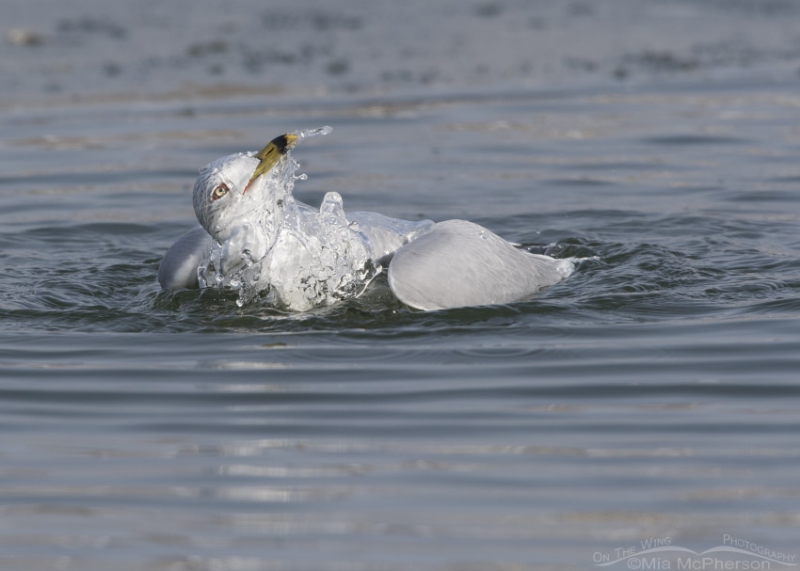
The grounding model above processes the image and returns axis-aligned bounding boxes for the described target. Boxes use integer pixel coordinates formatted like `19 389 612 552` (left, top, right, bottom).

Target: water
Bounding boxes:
3 1 800 569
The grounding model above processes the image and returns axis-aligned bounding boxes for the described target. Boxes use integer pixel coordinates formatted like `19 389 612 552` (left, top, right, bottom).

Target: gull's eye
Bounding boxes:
211 183 230 201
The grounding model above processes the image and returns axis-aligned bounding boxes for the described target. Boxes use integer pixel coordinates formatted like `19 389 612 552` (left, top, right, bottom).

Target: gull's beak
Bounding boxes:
243 133 299 194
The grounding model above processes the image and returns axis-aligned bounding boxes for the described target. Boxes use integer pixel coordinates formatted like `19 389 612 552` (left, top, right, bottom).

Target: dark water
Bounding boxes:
2 79 799 570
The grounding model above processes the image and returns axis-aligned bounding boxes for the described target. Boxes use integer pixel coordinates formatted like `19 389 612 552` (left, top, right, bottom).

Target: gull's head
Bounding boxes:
192 134 298 242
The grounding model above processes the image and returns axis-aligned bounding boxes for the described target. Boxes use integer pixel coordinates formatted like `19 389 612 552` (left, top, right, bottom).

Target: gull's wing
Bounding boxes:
387 220 573 311
158 227 213 290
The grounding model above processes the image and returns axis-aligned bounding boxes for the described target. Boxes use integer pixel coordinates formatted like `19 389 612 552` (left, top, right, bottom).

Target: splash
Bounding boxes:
197 126 382 311
293 125 333 143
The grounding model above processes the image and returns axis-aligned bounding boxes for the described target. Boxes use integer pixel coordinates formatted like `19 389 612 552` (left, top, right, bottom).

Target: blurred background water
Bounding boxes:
1 1 799 570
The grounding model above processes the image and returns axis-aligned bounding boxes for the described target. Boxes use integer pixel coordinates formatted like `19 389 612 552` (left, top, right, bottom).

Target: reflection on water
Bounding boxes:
1 77 800 569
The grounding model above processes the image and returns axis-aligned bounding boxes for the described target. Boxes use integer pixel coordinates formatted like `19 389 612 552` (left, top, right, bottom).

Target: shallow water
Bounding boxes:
2 45 800 571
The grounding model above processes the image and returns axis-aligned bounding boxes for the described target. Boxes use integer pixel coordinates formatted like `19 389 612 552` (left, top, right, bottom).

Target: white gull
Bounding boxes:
158 127 574 311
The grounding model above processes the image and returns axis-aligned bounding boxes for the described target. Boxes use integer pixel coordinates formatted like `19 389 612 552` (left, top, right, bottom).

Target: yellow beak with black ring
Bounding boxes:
243 133 299 194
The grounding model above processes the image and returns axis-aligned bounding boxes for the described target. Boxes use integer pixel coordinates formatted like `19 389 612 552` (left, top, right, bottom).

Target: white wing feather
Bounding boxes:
388 220 573 310
158 227 212 290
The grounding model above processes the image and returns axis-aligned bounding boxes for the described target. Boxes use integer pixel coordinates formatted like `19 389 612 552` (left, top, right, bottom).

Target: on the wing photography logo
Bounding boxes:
593 535 797 570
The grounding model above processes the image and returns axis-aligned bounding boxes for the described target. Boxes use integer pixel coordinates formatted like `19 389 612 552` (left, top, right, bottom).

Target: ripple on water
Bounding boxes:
2 80 800 568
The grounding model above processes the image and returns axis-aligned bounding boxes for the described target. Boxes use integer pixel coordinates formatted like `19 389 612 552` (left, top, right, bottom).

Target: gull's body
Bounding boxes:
158 128 574 311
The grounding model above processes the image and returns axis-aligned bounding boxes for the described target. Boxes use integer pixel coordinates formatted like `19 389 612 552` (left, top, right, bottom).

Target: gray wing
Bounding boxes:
347 211 434 264
387 220 574 311
158 227 213 290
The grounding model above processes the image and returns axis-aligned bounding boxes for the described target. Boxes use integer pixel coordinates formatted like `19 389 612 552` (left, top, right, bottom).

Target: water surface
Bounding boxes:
2 0 800 568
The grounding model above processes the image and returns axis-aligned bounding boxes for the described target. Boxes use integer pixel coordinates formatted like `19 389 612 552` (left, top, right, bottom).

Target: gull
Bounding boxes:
158 127 574 311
